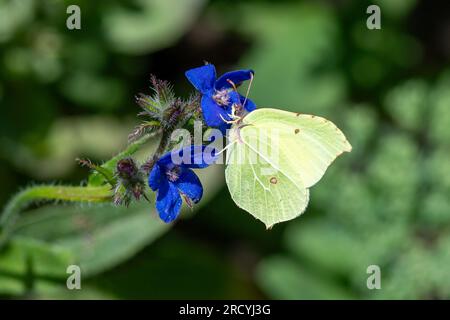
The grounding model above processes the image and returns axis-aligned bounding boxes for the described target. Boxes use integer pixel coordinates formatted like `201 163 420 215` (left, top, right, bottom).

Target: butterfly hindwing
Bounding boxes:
225 133 309 229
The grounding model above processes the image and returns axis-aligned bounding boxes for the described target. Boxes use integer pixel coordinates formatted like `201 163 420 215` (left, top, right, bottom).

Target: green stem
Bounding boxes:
141 130 171 173
102 132 156 168
140 100 201 173
0 185 112 244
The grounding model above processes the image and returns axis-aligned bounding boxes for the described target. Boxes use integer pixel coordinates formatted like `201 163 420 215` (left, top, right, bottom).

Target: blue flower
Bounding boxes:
185 64 256 130
148 145 217 223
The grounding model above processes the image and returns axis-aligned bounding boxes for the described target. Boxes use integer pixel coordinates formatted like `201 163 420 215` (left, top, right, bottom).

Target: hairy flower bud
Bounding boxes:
114 157 148 207
117 158 139 180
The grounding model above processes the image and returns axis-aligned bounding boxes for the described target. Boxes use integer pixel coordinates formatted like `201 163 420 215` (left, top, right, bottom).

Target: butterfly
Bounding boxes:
224 108 352 229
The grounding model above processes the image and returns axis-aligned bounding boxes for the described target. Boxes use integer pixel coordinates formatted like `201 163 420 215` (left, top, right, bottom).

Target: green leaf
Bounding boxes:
234 3 346 115
0 237 74 296
429 72 450 146
0 0 35 43
3 116 133 180
285 221 362 276
375 246 437 299
344 105 378 154
57 205 169 276
383 79 428 131
13 202 167 277
103 0 205 54
257 256 355 299
61 72 125 110
425 147 450 192
368 133 420 190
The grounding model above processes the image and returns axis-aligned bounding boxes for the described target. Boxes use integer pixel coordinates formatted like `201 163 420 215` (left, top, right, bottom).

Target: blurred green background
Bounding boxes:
1 0 450 299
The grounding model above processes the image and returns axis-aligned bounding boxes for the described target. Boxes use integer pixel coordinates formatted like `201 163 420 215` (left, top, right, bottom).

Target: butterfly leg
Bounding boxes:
220 104 242 124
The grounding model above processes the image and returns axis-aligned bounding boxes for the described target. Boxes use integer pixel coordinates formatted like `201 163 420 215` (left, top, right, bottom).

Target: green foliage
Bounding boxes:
256 66 450 300
233 3 345 116
0 203 165 295
384 79 428 131
232 1 450 299
257 256 355 300
14 203 168 277
0 237 74 296
103 0 205 54
429 73 450 146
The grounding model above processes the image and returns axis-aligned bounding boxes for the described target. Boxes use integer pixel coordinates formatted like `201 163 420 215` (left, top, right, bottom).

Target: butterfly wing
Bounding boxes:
225 108 351 228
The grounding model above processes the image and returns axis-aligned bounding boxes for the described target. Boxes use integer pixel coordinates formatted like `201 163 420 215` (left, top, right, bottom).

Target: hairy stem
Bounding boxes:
140 99 201 173
141 130 172 173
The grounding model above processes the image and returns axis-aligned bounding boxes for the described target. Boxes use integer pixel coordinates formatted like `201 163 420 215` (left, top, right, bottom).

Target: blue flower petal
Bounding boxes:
156 151 176 167
186 145 218 168
240 95 256 112
215 69 254 90
155 179 182 223
228 90 241 106
174 168 203 203
201 94 231 127
148 163 163 191
185 64 216 94
227 91 256 114
162 145 218 169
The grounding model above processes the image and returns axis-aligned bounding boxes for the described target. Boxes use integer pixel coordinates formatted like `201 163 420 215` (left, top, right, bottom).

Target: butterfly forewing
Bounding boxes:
242 108 352 188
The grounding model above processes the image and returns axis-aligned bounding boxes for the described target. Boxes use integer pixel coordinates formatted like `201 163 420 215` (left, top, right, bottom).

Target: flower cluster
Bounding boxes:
114 63 255 223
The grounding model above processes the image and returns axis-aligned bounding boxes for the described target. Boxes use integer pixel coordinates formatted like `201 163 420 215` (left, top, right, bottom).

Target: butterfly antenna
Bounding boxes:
242 72 254 108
